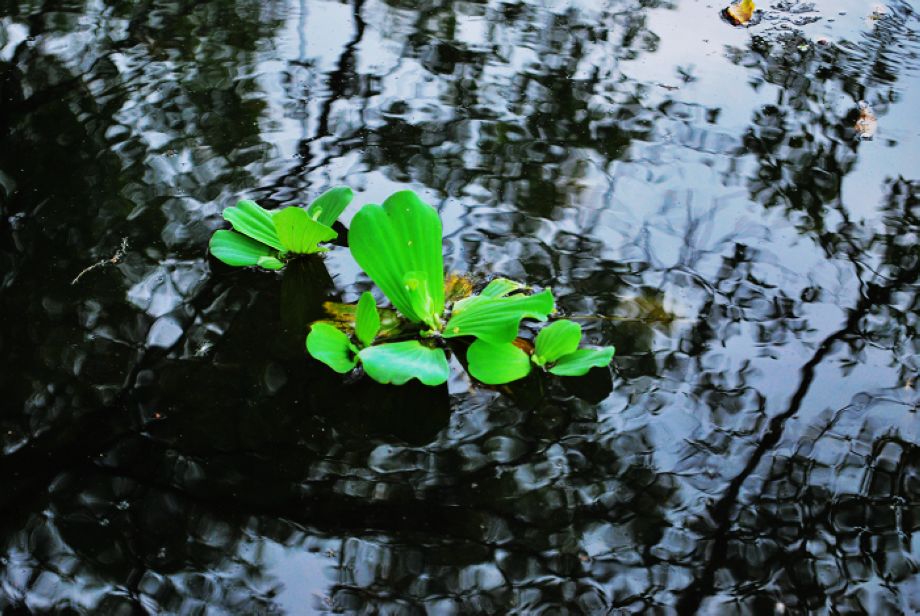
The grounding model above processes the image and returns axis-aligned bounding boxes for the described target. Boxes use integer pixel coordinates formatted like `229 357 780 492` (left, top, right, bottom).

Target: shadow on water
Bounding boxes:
2 0 920 613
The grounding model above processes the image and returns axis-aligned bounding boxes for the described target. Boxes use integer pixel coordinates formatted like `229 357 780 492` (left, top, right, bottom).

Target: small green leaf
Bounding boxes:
534 320 582 366
358 341 449 386
273 207 337 254
480 278 526 298
256 256 285 270
323 301 404 339
307 186 354 228
548 347 616 377
348 191 445 327
306 322 359 373
209 230 276 268
223 200 284 251
452 277 525 313
466 340 532 385
355 292 381 347
443 289 555 344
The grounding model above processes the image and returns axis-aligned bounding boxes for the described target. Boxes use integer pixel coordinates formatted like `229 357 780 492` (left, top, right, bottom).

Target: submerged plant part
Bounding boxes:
466 319 616 385
306 189 614 387
209 186 353 270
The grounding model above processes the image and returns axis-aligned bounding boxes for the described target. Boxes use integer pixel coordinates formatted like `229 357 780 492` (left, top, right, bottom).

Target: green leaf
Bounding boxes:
480 278 526 298
355 292 381 347
273 207 337 254
402 271 437 326
209 230 277 268
452 278 525 313
358 341 449 386
307 186 354 228
322 301 404 339
306 322 359 373
223 200 284 251
256 256 285 270
534 320 582 366
466 340 532 385
548 347 616 377
348 191 445 327
443 289 555 344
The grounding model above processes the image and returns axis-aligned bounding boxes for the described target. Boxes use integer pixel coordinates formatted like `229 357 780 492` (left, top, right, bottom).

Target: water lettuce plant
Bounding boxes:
209 186 353 270
305 189 615 386
466 319 616 385
347 190 555 342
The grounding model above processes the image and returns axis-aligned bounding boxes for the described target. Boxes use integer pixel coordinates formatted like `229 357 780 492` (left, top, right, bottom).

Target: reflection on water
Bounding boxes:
2 0 920 612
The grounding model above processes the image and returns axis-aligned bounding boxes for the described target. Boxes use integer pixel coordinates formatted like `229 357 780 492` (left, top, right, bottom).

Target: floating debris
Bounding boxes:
855 100 878 140
724 0 756 26
71 237 129 285
867 3 887 26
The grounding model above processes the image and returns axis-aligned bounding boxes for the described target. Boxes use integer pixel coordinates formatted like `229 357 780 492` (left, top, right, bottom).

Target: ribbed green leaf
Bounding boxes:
348 191 445 327
355 292 381 347
466 340 532 385
443 289 555 344
452 278 524 313
223 200 284 251
534 320 582 366
402 271 436 326
358 341 449 386
307 186 354 228
209 230 275 268
306 322 359 373
273 207 337 254
480 278 525 298
548 347 616 376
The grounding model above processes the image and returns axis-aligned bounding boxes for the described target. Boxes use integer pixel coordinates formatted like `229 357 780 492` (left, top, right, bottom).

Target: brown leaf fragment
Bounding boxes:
855 100 877 140
511 337 534 355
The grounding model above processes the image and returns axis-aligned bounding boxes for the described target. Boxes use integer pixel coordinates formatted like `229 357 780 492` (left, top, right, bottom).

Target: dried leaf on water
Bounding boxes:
855 100 877 140
866 3 887 26
724 0 755 26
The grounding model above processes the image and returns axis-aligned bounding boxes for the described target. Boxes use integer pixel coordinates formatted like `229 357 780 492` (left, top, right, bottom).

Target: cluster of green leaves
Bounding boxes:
305 190 615 386
209 187 353 270
307 292 450 385
467 320 616 385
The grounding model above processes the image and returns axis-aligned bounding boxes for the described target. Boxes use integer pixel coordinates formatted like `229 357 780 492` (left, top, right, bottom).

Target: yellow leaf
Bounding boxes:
444 272 474 304
725 0 755 26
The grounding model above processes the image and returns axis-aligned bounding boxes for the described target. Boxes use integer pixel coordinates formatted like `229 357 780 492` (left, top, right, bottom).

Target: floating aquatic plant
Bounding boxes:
466 319 616 385
209 186 353 270
305 189 614 386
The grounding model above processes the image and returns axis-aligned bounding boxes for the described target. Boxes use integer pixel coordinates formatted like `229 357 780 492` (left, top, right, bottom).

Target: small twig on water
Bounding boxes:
71 237 129 285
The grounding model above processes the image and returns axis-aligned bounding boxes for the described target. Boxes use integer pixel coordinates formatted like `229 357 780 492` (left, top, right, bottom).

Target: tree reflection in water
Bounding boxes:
1 0 919 613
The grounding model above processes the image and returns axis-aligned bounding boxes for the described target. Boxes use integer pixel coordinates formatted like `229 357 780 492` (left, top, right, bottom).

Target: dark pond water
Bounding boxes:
2 0 920 613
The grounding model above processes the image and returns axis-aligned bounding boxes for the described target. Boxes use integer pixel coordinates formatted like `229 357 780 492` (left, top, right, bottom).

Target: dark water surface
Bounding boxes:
2 0 920 613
